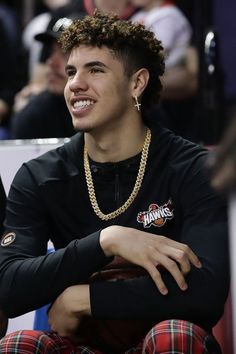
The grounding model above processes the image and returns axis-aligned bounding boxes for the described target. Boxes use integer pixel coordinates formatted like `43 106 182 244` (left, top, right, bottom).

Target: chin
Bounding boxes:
72 122 92 133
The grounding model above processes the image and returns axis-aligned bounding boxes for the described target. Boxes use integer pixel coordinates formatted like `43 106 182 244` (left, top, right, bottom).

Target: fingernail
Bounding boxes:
196 261 202 268
181 283 188 291
161 288 168 295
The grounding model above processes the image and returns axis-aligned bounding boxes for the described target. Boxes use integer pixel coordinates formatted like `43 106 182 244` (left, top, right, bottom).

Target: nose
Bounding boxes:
68 72 89 93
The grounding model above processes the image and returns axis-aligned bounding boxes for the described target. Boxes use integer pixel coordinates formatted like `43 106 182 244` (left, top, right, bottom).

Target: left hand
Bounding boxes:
209 117 236 194
48 284 91 337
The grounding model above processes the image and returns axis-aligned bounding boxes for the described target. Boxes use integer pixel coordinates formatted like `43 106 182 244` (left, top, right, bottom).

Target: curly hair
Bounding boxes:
59 10 165 113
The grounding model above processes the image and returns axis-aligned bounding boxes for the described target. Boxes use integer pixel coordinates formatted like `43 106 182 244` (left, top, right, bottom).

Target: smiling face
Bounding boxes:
64 45 138 133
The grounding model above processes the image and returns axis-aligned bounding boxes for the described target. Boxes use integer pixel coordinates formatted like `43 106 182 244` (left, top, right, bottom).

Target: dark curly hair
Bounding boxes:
59 10 165 113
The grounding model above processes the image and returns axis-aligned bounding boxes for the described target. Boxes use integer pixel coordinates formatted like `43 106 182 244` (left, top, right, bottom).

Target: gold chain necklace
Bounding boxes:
84 128 151 221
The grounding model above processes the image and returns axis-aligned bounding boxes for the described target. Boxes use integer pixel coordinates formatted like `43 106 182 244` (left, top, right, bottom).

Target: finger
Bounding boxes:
176 251 191 275
165 240 202 268
165 247 191 275
183 246 202 268
157 254 188 291
145 263 168 295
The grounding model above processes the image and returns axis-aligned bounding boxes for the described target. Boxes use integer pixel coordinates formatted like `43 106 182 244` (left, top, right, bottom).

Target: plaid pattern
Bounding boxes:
0 320 221 353
142 320 222 354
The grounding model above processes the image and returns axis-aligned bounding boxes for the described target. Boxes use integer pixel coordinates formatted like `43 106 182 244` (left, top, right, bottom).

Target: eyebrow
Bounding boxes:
65 61 109 72
84 61 109 69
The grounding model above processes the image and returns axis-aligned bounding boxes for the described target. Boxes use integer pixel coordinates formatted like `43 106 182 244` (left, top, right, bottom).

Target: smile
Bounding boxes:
73 100 95 109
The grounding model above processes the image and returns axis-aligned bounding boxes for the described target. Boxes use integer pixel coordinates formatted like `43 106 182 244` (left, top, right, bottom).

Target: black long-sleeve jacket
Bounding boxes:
0 124 229 349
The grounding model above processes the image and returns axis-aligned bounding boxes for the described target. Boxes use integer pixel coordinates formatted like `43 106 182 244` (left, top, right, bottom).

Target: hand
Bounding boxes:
13 82 46 113
100 226 202 295
48 284 91 337
209 118 236 194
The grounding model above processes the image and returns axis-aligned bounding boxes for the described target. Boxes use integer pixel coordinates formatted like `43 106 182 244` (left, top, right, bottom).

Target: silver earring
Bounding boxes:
134 95 141 112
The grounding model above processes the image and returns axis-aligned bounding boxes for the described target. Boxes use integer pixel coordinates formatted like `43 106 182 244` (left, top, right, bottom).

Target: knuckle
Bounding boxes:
176 250 187 263
181 244 189 253
168 260 178 272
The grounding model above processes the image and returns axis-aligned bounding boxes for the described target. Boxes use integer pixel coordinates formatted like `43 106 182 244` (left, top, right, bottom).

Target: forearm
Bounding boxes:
91 222 229 330
90 262 229 330
0 232 111 317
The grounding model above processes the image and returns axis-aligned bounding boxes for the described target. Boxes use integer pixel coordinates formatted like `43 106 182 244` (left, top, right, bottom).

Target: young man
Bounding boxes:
11 11 79 139
0 11 229 354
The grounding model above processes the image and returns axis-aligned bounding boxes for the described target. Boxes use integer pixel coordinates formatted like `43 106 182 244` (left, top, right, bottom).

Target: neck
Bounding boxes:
84 121 148 163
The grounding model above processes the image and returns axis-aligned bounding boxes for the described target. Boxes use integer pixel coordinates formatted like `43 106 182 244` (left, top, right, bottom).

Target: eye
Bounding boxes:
65 68 76 77
90 67 104 74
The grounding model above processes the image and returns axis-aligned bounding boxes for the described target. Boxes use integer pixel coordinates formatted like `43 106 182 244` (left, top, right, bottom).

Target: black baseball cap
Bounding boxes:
35 9 85 43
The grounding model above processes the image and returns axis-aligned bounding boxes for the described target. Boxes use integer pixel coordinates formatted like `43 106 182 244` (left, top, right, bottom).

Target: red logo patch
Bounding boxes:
137 200 174 228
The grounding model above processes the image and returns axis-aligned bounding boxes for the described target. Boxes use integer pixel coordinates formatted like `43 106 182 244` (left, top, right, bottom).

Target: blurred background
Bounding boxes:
0 0 235 145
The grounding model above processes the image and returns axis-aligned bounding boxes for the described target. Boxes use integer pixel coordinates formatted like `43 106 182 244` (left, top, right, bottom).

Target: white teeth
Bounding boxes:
73 100 94 108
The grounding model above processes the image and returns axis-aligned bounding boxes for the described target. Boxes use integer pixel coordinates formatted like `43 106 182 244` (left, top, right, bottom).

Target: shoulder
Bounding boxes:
148 5 190 26
15 91 63 116
152 124 208 170
14 133 83 188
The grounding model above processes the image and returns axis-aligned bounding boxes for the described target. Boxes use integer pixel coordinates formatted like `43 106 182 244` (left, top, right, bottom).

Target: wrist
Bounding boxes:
100 225 123 257
68 284 91 316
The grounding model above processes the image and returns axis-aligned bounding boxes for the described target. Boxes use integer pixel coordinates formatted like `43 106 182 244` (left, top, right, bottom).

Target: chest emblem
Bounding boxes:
137 200 174 228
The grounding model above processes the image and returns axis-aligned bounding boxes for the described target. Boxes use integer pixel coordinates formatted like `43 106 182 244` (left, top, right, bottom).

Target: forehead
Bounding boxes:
67 45 122 66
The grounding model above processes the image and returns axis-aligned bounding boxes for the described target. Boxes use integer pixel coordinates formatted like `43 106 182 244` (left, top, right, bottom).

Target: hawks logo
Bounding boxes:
137 200 174 228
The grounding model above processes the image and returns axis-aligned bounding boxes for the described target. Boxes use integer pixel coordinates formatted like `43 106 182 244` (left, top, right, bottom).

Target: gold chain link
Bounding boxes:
84 128 151 221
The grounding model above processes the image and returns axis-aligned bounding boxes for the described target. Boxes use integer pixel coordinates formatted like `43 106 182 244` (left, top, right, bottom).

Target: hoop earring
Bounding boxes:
134 95 141 112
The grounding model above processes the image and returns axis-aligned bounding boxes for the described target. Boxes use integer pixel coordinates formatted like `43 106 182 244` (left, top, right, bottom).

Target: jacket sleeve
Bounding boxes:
90 155 230 330
0 164 112 318
0 176 6 235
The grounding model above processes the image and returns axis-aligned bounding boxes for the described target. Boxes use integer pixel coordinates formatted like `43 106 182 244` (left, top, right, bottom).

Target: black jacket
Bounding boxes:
0 124 229 342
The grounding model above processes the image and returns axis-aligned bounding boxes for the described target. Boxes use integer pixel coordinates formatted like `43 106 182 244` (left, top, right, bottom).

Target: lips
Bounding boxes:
70 98 96 116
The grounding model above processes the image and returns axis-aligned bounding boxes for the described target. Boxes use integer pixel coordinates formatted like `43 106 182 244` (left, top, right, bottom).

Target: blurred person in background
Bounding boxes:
10 10 81 139
14 0 74 114
130 0 199 141
131 0 192 71
209 114 236 195
23 0 73 78
0 0 24 139
12 0 198 140
12 0 136 116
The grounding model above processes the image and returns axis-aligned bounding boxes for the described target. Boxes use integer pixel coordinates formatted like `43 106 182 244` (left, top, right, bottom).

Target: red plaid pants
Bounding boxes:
0 319 221 353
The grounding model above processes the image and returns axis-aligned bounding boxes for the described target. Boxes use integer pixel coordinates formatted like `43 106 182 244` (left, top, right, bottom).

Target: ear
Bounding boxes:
131 68 150 98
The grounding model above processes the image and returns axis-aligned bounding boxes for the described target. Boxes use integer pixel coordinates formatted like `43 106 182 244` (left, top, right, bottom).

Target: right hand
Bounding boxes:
100 225 202 295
